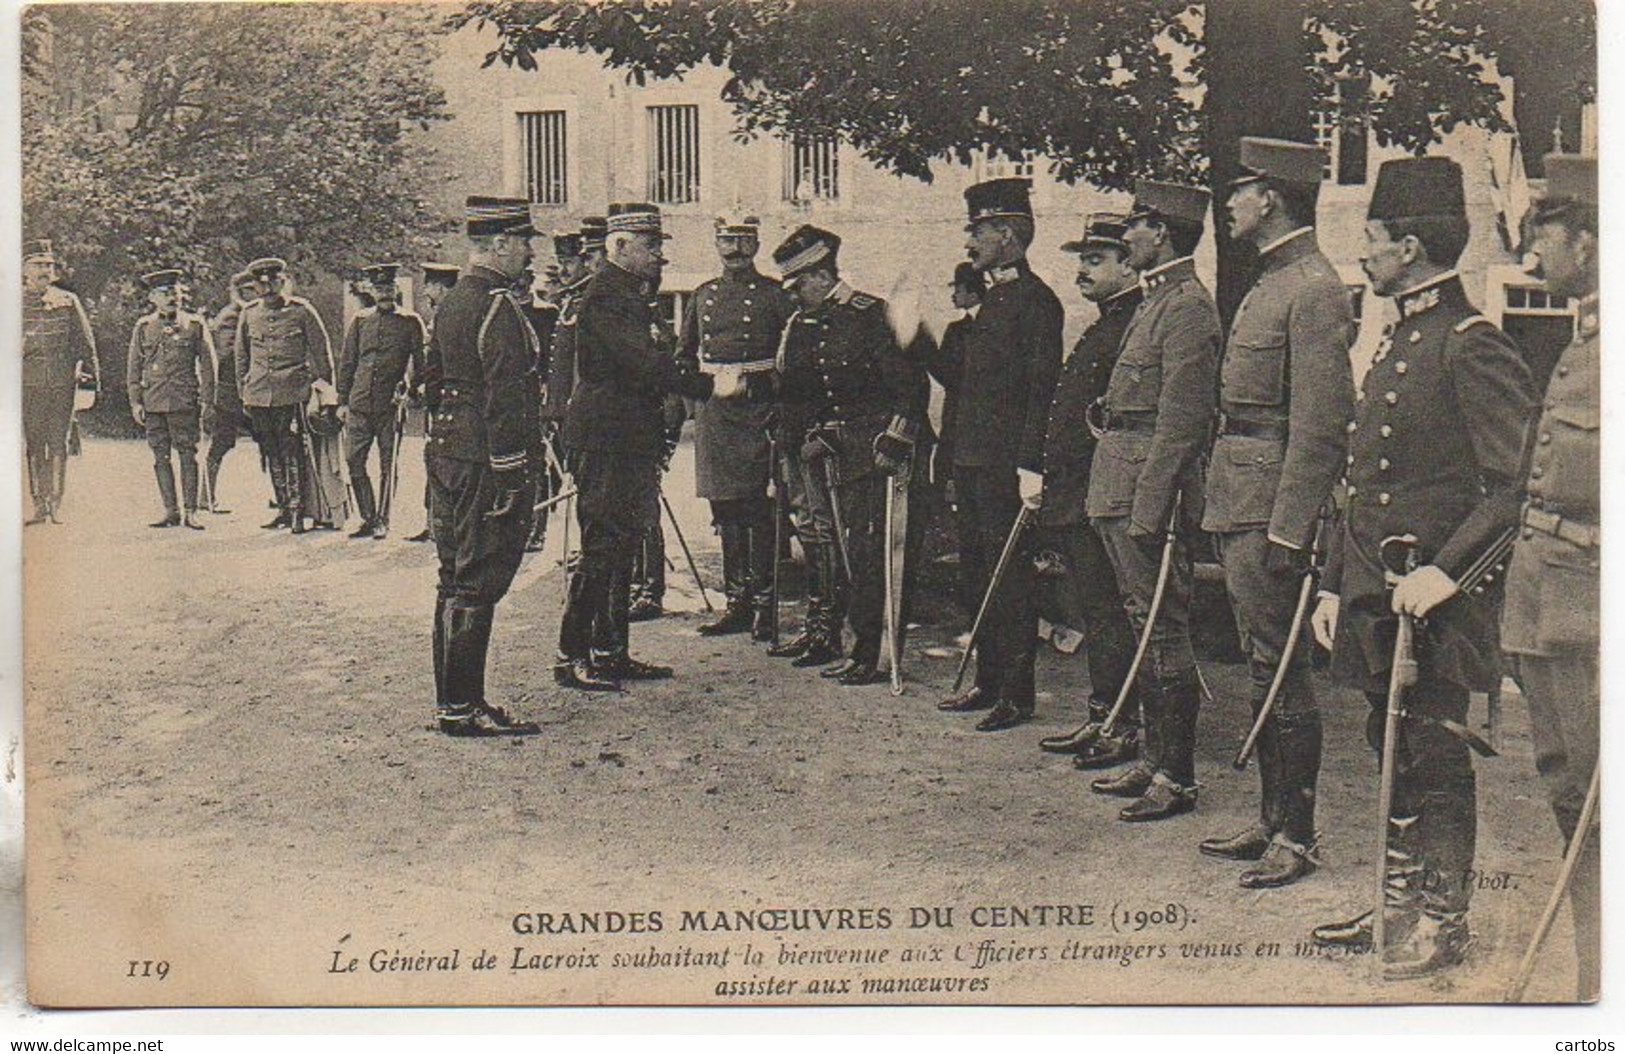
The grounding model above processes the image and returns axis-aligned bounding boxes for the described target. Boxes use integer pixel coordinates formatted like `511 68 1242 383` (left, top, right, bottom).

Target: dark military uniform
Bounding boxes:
1321 272 1532 946
425 260 540 728
205 296 254 508
542 276 587 435
235 283 335 527
1203 224 1354 866
338 306 425 530
127 306 218 521
776 280 924 675
23 281 99 522
1088 253 1220 795
558 258 714 674
1035 285 1141 725
939 258 1064 716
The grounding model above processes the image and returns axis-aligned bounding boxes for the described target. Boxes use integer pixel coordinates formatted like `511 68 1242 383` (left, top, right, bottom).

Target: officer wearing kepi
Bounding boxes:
1501 152 1600 1002
424 197 545 736
1084 180 1221 822
22 240 99 526
1309 157 1533 977
680 213 795 640
338 262 426 539
934 177 1064 732
126 267 218 530
1034 214 1142 768
1199 138 1355 887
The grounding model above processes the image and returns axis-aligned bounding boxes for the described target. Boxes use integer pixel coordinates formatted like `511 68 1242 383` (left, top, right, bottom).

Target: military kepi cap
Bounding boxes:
1061 212 1132 254
246 257 288 278
1532 153 1598 223
773 224 841 285
579 216 608 251
465 195 539 238
715 211 762 237
964 177 1034 228
1231 137 1325 189
607 202 670 239
1128 181 1211 227
140 268 185 290
1368 157 1465 221
422 262 460 286
24 239 57 264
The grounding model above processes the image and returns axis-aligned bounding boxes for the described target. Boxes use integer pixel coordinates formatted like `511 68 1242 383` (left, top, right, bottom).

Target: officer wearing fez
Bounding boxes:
22 240 100 526
934 177 1064 731
1310 158 1532 976
1084 181 1220 822
235 256 335 534
1034 214 1141 765
555 204 738 691
679 213 794 640
126 268 218 529
1199 139 1355 886
765 225 924 685
425 197 545 736
1501 153 1599 1001
339 263 426 540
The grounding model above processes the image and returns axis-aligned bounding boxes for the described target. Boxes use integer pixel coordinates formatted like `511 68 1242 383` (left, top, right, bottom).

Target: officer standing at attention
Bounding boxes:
1084 181 1220 822
680 212 794 640
235 256 335 534
1033 214 1142 768
556 203 734 691
203 270 260 514
1198 138 1355 887
338 262 426 539
1309 158 1532 977
934 177 1064 732
126 267 218 530
22 240 99 526
1500 152 1600 1001
404 262 460 543
424 197 544 736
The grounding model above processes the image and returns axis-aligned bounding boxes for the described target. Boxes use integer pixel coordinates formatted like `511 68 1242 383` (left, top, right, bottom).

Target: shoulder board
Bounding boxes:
395 309 424 321
1452 315 1494 334
849 292 879 310
286 295 316 309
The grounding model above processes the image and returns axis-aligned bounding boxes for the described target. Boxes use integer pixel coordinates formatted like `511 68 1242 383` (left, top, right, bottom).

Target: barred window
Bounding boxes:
1312 79 1370 186
784 136 840 202
973 150 1035 182
519 110 568 206
647 104 701 205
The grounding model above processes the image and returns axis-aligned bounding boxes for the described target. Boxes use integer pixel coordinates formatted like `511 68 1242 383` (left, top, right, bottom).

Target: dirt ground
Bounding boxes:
20 437 1584 1008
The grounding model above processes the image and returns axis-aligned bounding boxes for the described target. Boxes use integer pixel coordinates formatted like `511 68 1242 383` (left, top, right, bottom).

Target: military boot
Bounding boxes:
350 475 378 538
1311 814 1424 951
1203 693 1281 861
150 458 182 528
748 521 777 642
205 456 230 513
1040 699 1113 754
1385 784 1477 978
262 458 291 529
699 523 753 635
284 452 308 534
769 543 824 658
1241 709 1323 888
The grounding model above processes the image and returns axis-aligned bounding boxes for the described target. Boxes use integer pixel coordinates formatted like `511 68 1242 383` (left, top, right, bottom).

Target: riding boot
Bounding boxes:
595 562 633 668
1275 708 1323 848
284 448 306 532
206 455 228 512
699 523 752 635
770 541 824 658
178 453 200 515
352 474 378 534
151 457 180 525
748 520 777 641
1254 695 1284 836
432 594 449 707
1156 670 1202 790
442 600 484 711
792 542 845 667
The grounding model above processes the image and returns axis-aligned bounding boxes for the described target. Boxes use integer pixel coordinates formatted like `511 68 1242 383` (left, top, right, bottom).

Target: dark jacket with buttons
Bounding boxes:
1086 257 1220 532
24 286 98 393
1322 273 1534 692
338 307 425 416
126 310 217 414
424 265 540 474
934 261 1064 475
1502 293 1598 656
1202 230 1354 546
678 265 793 499
541 278 588 424
211 302 245 411
563 262 714 460
235 294 334 409
927 312 976 471
776 282 925 484
1040 285 1141 527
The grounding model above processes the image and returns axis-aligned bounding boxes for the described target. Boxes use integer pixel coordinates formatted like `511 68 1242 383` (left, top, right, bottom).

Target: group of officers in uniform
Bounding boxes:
22 134 1598 997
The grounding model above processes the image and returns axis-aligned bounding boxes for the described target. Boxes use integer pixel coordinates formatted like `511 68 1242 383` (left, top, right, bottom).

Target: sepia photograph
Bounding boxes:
11 0 1604 1012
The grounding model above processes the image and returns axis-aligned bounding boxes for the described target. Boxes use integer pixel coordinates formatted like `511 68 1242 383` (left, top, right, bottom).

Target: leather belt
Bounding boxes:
698 357 777 376
1522 503 1599 549
1218 413 1287 440
1100 410 1157 434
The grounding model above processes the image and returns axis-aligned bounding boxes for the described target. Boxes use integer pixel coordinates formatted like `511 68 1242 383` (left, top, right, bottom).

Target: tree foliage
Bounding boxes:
23 2 456 310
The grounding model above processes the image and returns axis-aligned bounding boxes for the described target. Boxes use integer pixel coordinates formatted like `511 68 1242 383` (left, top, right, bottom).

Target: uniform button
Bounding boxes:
1346 421 1357 434
1524 527 1535 540
1384 391 1398 405
1380 424 1393 437
1379 458 1390 471
1540 432 1552 445
1408 331 1421 343
1378 492 1391 505
1346 454 1354 465
1531 466 1545 479
1395 361 1408 374
1356 390 1366 402
1347 486 1358 498
742 315 751 322
1559 365 1571 378
703 314 712 322
745 299 753 306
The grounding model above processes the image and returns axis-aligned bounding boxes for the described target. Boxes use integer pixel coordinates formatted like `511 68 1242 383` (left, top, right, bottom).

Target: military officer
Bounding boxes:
338 262 426 539
1309 158 1533 976
1032 214 1142 768
523 259 564 554
234 256 335 534
203 270 261 514
543 217 609 459
405 262 460 543
1501 153 1599 1001
556 203 732 690
22 240 100 526
679 213 796 640
126 268 218 530
424 197 545 736
1085 181 1221 822
765 225 924 685
1197 138 1356 885
934 177 1064 731
926 262 984 494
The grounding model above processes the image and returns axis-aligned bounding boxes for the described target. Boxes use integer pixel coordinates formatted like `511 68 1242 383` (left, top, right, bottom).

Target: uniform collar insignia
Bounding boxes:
987 263 1023 286
1141 255 1195 291
1577 292 1600 340
825 279 854 305
1396 270 1458 319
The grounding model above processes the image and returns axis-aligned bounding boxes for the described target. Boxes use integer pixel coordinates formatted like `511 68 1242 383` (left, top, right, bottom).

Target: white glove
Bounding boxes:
711 370 742 399
1311 593 1340 651
1017 468 1044 510
1390 564 1459 618
131 404 146 427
